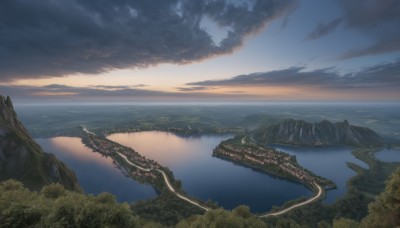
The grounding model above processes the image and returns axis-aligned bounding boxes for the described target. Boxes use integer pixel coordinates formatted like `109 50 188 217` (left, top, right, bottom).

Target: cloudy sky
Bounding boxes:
0 0 399 103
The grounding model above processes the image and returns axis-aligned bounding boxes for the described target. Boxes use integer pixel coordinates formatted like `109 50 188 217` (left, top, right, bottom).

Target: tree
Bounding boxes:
176 206 267 228
333 218 359 228
360 168 400 228
41 183 67 198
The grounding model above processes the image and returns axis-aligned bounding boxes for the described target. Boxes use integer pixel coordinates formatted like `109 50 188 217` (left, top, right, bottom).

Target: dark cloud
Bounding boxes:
188 67 339 87
0 0 296 81
91 85 131 89
175 86 209 91
337 0 400 58
338 0 400 29
305 18 342 40
0 84 168 97
42 84 72 89
188 59 400 89
91 85 130 89
91 84 149 89
341 38 400 59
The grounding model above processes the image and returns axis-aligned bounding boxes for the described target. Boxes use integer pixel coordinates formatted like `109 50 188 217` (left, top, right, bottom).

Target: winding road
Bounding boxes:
116 152 210 211
118 151 322 217
84 126 322 216
81 125 96 135
259 182 323 217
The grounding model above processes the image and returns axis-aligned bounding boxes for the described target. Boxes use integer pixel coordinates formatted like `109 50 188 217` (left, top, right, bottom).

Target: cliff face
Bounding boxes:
253 119 383 147
0 95 81 191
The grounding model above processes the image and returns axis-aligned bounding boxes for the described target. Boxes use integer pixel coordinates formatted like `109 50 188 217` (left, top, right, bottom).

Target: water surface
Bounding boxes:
375 148 400 162
270 144 365 203
36 137 157 202
108 131 312 212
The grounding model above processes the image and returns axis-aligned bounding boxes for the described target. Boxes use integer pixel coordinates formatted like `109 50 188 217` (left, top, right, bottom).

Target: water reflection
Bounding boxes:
108 131 210 167
375 148 400 162
108 131 312 212
36 137 157 202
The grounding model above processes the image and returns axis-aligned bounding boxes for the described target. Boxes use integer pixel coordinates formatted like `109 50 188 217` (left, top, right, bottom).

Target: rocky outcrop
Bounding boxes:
0 95 81 191
253 119 383 147
0 96 30 138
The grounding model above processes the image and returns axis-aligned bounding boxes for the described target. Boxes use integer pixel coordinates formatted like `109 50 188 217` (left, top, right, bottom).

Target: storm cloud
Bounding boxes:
0 0 296 81
338 0 400 58
187 59 400 89
302 0 400 58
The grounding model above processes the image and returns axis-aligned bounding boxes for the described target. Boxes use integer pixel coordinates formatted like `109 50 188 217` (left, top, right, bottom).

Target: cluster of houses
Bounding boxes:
131 170 158 181
215 143 315 184
217 144 292 165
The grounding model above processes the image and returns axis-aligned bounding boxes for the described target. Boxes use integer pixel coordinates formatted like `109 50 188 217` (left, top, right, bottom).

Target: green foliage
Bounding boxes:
232 205 252 219
274 218 302 228
360 168 400 228
41 183 67 198
332 218 359 228
0 180 144 227
317 220 332 228
130 192 203 226
176 206 267 228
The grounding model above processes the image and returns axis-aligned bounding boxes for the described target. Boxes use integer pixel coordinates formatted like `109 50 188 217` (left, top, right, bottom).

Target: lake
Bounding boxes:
107 131 312 212
36 137 157 202
37 132 375 212
375 148 400 162
270 144 367 203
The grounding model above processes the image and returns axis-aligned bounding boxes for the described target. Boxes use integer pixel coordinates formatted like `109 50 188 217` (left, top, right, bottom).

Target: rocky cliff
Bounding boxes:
0 95 81 191
253 119 383 147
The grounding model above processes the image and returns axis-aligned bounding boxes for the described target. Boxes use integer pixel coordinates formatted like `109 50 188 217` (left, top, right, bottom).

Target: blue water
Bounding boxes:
375 148 400 162
36 137 157 203
36 133 371 211
108 131 312 212
270 144 366 204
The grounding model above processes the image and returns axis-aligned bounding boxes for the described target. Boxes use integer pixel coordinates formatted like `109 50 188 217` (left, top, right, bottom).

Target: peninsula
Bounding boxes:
213 136 335 190
80 126 211 211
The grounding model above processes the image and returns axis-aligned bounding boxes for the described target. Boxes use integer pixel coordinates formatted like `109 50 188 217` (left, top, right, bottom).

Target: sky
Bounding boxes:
0 0 399 103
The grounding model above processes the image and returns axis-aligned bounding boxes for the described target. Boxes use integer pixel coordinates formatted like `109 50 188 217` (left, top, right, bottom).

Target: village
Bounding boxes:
82 132 161 184
213 142 332 188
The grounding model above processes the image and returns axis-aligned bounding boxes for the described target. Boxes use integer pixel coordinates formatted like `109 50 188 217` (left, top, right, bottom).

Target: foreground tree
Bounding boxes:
0 180 141 227
176 205 267 228
360 168 400 227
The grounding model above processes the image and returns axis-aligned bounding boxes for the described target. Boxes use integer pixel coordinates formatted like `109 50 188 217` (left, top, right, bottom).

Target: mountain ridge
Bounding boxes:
0 95 81 191
253 119 383 147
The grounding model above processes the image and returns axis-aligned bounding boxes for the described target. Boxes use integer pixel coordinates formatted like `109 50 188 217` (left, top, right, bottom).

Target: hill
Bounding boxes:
253 119 383 147
0 95 81 191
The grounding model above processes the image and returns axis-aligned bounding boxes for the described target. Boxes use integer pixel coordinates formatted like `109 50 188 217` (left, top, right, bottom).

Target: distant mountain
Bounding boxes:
0 95 81 191
253 119 383 147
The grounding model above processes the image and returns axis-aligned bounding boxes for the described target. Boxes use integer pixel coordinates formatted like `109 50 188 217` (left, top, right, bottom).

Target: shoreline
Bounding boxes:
260 182 323 217
80 127 212 211
117 152 210 211
213 152 326 217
